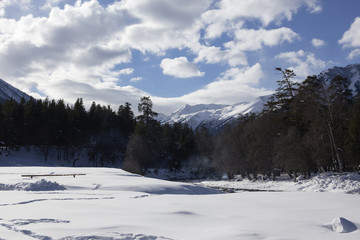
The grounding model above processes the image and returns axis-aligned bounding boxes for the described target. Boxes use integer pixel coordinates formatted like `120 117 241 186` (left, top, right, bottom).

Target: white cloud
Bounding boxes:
120 0 212 55
40 79 150 112
122 0 212 30
201 0 321 39
339 17 360 48
121 24 188 55
275 49 329 78
151 63 273 114
130 77 142 82
194 45 248 67
225 27 299 52
117 68 134 75
220 67 260 85
311 38 325 48
347 49 360 60
194 27 298 67
176 63 271 105
0 0 71 19
160 57 205 78
0 0 133 91
0 0 327 116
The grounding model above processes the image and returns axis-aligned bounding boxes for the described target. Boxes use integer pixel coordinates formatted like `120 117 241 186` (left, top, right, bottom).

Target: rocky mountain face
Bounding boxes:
318 64 360 91
0 78 30 103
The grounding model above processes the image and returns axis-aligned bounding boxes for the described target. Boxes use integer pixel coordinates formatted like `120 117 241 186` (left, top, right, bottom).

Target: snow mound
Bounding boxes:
0 179 66 191
325 217 358 233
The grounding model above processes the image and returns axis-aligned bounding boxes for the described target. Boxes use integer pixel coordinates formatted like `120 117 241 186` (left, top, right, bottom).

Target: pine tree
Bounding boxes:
265 68 299 112
137 96 158 126
123 97 161 174
117 102 135 138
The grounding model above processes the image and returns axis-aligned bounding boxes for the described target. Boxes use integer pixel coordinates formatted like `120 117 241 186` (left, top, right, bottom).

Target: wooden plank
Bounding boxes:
21 174 86 179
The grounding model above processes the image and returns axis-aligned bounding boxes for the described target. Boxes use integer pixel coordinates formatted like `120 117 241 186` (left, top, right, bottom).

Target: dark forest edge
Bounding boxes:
0 69 360 180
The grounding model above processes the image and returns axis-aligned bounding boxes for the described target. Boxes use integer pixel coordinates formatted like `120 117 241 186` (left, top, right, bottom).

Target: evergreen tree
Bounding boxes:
123 96 161 174
265 68 299 112
137 96 158 125
161 123 196 171
117 102 136 138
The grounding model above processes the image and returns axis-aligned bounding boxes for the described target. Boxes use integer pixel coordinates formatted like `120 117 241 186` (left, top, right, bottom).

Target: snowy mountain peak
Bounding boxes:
318 64 360 91
162 96 270 130
0 78 31 103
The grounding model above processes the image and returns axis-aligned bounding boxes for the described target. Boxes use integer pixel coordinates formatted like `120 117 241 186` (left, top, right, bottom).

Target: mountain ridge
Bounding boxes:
0 78 31 103
160 96 270 130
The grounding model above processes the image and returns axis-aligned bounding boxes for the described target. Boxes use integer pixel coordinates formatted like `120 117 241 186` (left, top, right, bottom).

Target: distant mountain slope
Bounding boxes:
161 96 270 130
162 64 360 130
0 78 31 103
318 64 360 91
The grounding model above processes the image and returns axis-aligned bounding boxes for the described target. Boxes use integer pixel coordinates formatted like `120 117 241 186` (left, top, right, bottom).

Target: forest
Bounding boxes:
0 69 360 179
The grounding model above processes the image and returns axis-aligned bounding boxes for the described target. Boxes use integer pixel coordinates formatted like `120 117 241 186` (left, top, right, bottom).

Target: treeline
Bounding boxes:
209 69 360 179
0 97 136 166
0 96 205 172
1 70 360 178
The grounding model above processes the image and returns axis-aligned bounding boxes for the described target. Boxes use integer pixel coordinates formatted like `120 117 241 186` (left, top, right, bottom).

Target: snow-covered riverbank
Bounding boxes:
195 172 360 194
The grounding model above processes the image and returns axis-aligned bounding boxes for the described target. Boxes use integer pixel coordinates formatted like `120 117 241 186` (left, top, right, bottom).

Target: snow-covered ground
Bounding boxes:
196 172 360 194
0 165 359 240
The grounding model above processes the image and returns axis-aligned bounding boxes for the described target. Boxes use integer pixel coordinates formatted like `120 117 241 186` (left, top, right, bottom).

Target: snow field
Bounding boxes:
0 167 359 239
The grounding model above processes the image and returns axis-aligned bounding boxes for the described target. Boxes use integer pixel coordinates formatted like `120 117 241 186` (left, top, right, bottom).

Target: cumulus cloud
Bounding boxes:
151 63 273 114
193 27 298 67
201 0 321 39
0 0 134 93
118 68 134 75
120 0 212 55
275 49 329 78
0 0 73 19
225 27 299 52
160 57 205 78
176 63 271 105
312 38 325 48
0 0 328 115
339 17 360 48
130 77 142 82
122 0 212 29
347 49 360 60
41 79 150 112
194 45 248 67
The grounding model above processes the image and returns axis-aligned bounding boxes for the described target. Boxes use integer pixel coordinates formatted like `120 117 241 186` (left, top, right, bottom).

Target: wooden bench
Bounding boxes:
21 174 86 179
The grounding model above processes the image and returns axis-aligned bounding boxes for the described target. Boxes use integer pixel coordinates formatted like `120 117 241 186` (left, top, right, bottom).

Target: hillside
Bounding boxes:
0 78 30 103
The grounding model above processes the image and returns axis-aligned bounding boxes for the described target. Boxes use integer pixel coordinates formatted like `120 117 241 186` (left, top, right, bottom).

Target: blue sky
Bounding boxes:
0 0 359 114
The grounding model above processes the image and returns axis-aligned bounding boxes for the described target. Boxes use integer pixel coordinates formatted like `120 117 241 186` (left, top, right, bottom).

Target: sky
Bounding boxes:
0 0 359 115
